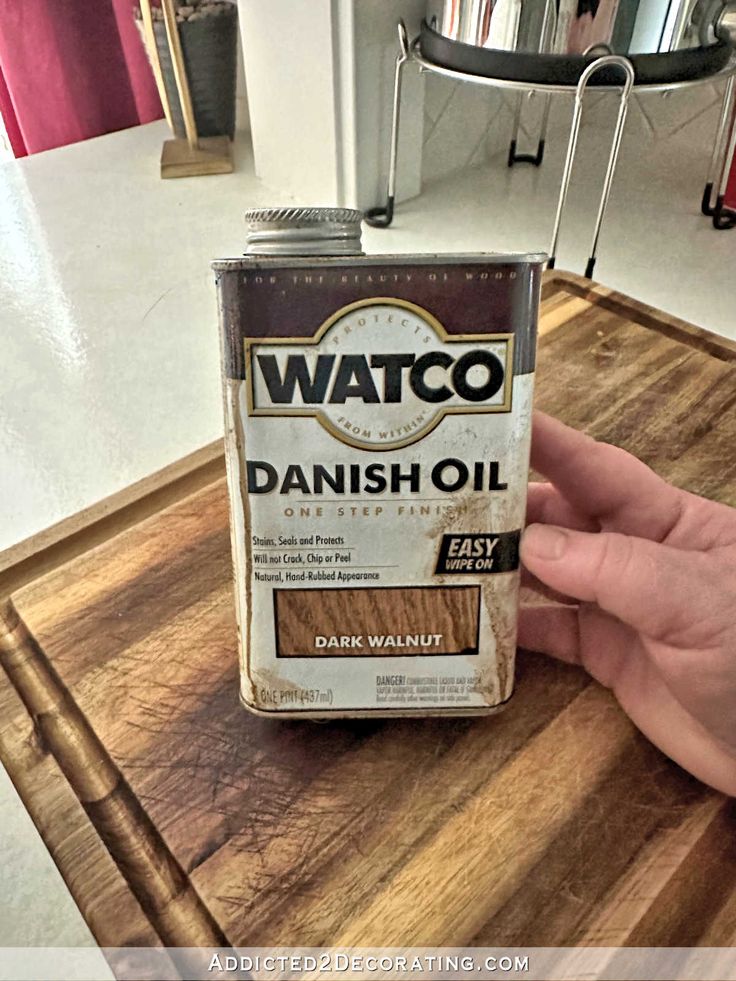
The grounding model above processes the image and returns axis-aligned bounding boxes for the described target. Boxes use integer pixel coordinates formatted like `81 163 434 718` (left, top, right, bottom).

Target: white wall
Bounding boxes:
350 0 426 208
237 0 340 202
237 0 427 208
419 73 727 191
234 13 250 135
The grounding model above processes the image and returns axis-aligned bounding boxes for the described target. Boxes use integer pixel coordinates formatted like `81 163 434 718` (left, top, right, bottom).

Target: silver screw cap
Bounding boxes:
244 207 364 256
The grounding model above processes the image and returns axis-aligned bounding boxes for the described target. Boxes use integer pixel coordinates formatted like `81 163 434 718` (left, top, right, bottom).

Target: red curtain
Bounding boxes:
726 116 736 211
0 0 163 157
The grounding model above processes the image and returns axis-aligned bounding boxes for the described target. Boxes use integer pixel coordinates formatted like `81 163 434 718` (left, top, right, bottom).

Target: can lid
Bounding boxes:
244 206 364 257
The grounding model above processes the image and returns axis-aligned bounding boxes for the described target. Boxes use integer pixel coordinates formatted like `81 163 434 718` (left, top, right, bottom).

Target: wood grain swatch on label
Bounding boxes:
274 585 480 657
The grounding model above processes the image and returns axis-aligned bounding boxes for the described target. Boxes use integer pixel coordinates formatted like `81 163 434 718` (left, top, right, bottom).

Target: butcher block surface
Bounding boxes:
1 272 736 959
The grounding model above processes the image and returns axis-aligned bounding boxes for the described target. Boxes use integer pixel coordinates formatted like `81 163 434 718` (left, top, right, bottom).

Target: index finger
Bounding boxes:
531 412 684 543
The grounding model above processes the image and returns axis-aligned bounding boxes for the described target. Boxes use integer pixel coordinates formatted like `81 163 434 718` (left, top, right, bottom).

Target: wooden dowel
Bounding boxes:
139 0 173 130
160 0 199 149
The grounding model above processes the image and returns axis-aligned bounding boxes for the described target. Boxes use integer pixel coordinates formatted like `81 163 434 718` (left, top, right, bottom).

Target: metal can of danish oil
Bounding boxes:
213 207 544 719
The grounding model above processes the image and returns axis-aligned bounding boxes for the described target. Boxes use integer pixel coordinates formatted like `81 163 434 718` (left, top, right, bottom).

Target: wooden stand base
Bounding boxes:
160 136 233 179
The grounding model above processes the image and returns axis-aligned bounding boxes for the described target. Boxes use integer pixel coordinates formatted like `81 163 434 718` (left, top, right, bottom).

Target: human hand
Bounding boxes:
519 411 736 797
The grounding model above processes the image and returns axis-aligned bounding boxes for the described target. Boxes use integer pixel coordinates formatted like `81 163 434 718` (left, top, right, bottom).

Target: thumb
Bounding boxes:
521 523 708 647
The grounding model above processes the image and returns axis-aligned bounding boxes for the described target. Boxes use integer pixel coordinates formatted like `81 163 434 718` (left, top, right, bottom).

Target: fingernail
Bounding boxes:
522 524 569 561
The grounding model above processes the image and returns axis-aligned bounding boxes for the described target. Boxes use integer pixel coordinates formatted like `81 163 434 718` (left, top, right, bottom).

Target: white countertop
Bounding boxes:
0 121 276 554
0 112 733 956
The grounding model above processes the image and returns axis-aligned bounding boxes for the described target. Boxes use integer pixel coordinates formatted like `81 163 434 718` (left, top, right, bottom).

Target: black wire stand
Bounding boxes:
366 22 736 275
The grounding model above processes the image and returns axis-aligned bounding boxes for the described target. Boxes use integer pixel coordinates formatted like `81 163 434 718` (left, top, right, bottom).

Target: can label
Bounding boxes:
215 255 541 716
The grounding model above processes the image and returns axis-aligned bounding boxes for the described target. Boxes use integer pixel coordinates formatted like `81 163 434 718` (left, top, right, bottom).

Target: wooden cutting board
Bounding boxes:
1 272 736 959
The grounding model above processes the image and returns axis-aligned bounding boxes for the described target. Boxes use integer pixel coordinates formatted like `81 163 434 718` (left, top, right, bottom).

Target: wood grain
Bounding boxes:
138 0 173 131
160 135 233 179
161 0 198 148
1 272 735 963
274 586 480 657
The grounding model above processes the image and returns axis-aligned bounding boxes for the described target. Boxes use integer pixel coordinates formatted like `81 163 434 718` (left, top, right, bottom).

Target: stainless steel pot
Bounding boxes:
424 0 736 81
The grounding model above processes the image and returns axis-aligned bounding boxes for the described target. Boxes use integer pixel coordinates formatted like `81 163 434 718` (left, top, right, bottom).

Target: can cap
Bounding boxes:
244 207 364 256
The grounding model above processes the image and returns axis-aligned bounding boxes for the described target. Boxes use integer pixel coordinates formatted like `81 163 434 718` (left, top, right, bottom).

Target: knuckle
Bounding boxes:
593 531 635 587
688 552 735 647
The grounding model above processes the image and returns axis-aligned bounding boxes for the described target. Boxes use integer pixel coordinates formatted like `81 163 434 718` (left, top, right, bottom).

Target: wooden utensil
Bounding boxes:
140 0 233 178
